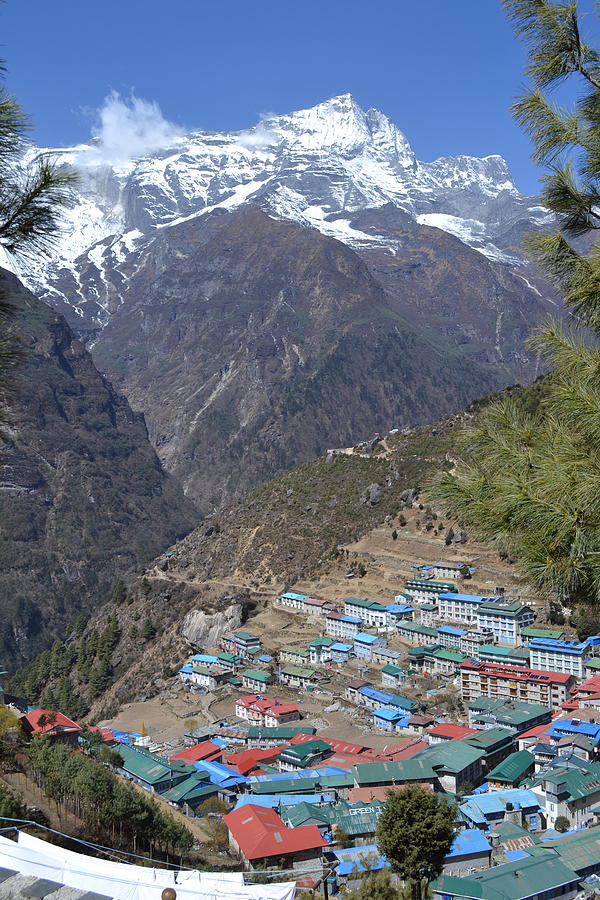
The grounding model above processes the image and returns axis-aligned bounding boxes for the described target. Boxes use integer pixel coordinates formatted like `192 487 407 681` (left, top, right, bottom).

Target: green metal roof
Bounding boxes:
479 645 530 659
281 801 330 828
521 626 565 640
433 854 578 900
247 724 316 740
381 663 406 676
281 665 317 678
279 739 331 766
478 602 532 617
353 758 438 786
280 646 310 657
345 597 387 611
586 657 600 670
464 727 515 754
433 648 469 663
161 776 217 803
529 761 600 802
286 799 384 835
242 668 271 683
251 771 354 795
399 621 438 636
487 750 534 785
117 744 195 785
310 637 335 647
418 740 485 774
541 824 600 874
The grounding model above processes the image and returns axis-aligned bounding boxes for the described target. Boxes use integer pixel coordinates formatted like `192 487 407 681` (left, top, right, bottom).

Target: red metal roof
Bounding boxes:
460 660 574 684
320 737 370 755
169 741 223 763
224 747 287 775
378 739 429 760
427 723 477 740
235 694 299 716
518 723 552 740
265 704 300 719
289 732 325 746
21 709 81 735
224 804 326 860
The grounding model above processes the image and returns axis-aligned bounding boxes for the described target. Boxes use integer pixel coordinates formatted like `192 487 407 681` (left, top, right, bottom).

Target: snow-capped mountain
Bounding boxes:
20 94 552 331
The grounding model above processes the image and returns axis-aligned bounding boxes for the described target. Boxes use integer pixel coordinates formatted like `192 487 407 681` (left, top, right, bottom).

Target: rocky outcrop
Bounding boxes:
180 603 244 649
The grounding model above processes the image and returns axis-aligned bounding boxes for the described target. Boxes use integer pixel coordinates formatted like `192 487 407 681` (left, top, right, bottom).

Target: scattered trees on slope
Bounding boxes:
25 737 193 860
432 0 600 608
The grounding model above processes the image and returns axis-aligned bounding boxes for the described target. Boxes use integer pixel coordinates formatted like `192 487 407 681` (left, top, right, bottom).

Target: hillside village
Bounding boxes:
6 562 600 898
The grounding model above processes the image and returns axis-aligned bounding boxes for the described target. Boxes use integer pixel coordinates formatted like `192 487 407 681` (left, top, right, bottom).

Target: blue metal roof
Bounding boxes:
387 604 414 614
460 789 541 824
191 653 219 664
282 592 308 601
341 615 362 624
358 685 415 710
530 638 589 654
438 626 465 636
249 767 348 783
505 849 529 861
438 592 485 603
194 759 247 787
233 792 336 811
373 706 407 722
330 642 352 652
446 829 492 858
548 720 600 740
355 632 380 644
179 664 193 673
332 845 388 876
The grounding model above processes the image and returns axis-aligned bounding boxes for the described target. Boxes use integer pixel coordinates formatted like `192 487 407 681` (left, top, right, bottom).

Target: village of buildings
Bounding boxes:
9 559 600 899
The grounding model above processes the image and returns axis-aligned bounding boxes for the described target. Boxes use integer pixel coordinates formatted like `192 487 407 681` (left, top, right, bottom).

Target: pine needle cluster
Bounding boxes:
0 61 76 421
431 1 600 607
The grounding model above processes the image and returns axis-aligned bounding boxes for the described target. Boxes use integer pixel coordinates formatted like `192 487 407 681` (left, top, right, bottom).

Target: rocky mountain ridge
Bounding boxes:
22 93 552 332
10 95 560 513
0 270 197 672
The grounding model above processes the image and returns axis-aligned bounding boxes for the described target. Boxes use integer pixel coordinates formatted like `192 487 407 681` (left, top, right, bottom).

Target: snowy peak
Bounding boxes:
426 153 518 195
18 93 547 325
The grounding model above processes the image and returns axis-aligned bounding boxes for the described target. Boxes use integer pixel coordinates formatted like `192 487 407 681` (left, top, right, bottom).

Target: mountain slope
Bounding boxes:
14 94 560 511
0 270 197 672
88 206 518 511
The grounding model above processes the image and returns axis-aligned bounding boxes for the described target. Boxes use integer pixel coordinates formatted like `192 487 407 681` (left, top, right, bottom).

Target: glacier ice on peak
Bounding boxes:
18 93 545 326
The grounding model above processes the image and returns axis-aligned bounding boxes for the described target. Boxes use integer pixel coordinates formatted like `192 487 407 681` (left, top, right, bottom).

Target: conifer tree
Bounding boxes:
0 58 75 418
376 786 455 900
432 0 600 608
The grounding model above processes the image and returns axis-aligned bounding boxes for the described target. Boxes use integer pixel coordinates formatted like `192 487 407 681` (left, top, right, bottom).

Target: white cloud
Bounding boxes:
236 112 279 151
79 91 184 166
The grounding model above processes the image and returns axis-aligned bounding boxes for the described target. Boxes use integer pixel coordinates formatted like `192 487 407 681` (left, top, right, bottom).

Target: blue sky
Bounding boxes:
2 0 598 194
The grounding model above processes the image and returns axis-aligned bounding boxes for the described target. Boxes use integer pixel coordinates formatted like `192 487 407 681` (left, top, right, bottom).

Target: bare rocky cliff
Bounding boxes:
0 270 197 671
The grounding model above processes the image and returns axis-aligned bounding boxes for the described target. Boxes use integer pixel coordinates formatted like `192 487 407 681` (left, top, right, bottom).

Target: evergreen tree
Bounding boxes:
0 60 75 419
376 786 456 900
432 1 600 608
112 579 127 605
142 618 157 640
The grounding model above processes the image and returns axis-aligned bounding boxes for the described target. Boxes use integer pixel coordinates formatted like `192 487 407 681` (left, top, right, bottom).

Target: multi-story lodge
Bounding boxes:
343 597 389 630
528 637 600 680
460 661 575 709
402 579 457 605
325 611 363 640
